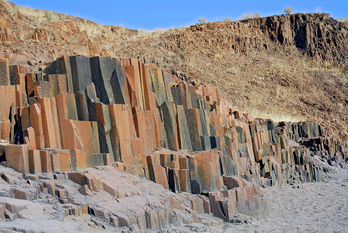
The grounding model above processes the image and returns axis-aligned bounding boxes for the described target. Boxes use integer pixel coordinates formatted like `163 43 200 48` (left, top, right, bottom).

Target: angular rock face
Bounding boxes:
0 52 346 228
186 13 348 63
0 7 347 146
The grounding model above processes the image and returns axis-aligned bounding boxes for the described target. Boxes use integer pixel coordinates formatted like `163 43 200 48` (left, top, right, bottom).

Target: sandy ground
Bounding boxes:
225 163 348 233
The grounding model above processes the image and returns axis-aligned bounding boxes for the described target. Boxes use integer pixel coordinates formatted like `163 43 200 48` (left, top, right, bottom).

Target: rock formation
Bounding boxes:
0 51 346 231
0 0 347 139
0 1 347 231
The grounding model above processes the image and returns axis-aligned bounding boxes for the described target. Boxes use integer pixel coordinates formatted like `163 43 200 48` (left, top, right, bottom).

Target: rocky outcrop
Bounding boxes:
0 164 227 232
0 2 346 230
183 13 348 63
0 16 11 42
0 52 346 230
110 13 348 137
0 1 347 138
1 1 347 64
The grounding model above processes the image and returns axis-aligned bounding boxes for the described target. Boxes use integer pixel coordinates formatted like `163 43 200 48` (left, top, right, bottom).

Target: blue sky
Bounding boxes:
10 0 348 30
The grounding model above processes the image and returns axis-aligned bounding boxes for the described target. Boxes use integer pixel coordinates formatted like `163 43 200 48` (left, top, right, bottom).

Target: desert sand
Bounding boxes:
169 157 348 233
226 158 348 233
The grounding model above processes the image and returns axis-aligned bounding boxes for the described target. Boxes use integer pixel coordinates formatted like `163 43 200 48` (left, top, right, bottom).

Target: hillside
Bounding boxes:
0 0 347 140
0 1 348 232
115 14 348 134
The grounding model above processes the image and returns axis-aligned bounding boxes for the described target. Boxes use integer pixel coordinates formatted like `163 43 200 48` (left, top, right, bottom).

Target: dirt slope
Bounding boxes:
0 0 347 139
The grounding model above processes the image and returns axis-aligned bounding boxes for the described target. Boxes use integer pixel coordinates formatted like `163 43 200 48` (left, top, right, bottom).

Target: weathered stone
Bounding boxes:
40 150 51 173
28 149 41 174
177 105 192 151
0 54 344 227
5 144 29 174
110 60 129 105
160 101 178 151
90 57 116 104
151 68 167 106
70 55 92 93
185 109 202 151
0 59 10 85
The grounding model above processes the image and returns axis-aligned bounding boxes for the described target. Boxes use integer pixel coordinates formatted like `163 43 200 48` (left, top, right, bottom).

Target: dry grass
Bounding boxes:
1 0 58 24
238 13 261 20
284 7 294 15
136 26 190 39
137 28 169 38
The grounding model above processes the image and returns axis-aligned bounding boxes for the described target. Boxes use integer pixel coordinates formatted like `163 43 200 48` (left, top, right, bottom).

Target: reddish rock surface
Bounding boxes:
0 1 347 230
0 0 347 136
0 53 346 231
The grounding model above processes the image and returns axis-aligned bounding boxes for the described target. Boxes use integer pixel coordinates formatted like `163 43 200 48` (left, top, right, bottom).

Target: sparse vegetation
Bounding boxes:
326 25 333 30
137 28 170 38
45 10 53 21
238 13 261 20
223 18 232 22
337 17 348 22
198 18 207 23
315 7 322 13
284 7 293 15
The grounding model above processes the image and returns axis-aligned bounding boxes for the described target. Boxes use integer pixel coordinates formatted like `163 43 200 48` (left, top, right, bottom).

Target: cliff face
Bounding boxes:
143 13 348 64
0 1 347 231
0 1 347 135
0 53 346 228
240 13 348 62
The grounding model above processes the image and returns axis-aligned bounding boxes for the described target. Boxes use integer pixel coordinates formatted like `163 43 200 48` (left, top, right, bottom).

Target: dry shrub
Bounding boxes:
337 17 348 22
137 28 169 38
238 13 261 20
198 18 207 23
315 7 322 13
284 7 293 15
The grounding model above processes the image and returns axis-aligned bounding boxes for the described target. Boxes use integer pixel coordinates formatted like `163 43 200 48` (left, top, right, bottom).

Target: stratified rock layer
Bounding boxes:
0 164 228 232
0 52 346 229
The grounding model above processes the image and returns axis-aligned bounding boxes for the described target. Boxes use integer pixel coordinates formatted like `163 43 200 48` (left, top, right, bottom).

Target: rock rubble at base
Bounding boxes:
0 53 347 230
0 164 229 232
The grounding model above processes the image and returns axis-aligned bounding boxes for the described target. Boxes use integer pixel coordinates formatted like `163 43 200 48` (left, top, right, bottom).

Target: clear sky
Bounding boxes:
9 0 348 30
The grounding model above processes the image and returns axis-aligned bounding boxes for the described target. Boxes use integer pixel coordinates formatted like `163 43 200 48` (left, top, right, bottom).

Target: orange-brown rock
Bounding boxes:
0 53 346 224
